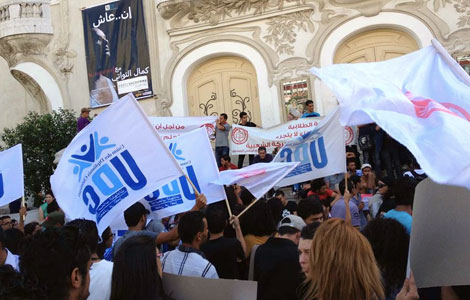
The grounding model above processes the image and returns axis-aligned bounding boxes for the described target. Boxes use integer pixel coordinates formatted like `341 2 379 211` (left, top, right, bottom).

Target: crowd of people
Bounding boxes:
0 107 467 300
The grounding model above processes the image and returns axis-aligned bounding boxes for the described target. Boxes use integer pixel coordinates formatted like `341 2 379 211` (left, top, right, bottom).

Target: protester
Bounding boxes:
330 179 361 228
253 146 273 163
215 113 231 167
219 155 238 171
302 218 384 300
347 158 361 176
20 227 92 300
97 227 114 260
3 228 24 256
358 123 376 166
77 107 91 133
66 219 113 300
38 190 56 222
301 100 320 118
267 197 284 225
237 112 257 168
162 211 218 278
368 176 394 218
41 210 65 229
111 235 169 300
0 216 12 231
350 174 368 229
360 163 377 193
23 221 41 237
240 201 275 257
307 178 337 209
274 189 297 215
0 227 19 271
201 206 246 279
297 196 324 224
363 218 410 300
383 177 416 235
253 215 305 300
298 222 321 276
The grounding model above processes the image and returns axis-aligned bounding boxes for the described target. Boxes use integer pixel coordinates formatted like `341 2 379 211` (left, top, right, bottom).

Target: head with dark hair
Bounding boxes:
274 190 284 197
311 178 327 193
362 218 409 297
111 235 167 300
220 113 228 120
393 176 417 206
240 201 275 237
0 264 46 300
97 227 114 259
220 155 231 167
240 187 255 206
297 196 324 224
299 222 321 275
66 219 99 255
0 216 12 231
267 197 284 225
274 190 287 206
124 202 148 229
223 185 240 212
339 178 356 196
305 100 314 113
258 146 267 159
205 206 228 234
24 222 41 237
4 228 25 255
44 190 55 205
46 200 59 214
20 227 91 300
178 211 207 246
350 174 361 186
240 112 248 120
347 158 357 172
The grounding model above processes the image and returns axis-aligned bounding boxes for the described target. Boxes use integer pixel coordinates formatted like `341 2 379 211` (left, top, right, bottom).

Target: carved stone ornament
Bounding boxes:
158 0 306 27
432 0 470 28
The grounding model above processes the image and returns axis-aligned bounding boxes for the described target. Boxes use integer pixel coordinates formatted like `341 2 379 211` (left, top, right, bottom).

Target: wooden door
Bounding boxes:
187 56 261 126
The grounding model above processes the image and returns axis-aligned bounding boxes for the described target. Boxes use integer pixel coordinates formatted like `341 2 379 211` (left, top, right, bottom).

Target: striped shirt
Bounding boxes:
162 245 218 279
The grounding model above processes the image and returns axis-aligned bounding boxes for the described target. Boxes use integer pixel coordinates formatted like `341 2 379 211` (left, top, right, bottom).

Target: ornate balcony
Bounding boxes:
0 0 53 66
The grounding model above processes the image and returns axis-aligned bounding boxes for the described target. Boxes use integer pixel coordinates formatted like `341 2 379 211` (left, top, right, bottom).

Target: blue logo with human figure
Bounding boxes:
0 173 4 198
69 132 116 181
69 132 147 223
280 136 328 178
168 143 185 161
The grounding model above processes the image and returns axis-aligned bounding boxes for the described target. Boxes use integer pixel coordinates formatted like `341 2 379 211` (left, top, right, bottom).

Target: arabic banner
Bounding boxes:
230 118 323 155
149 116 217 141
273 109 346 187
82 0 153 108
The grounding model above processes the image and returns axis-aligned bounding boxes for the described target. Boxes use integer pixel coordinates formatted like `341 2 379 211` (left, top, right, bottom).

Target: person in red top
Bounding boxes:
219 155 238 171
307 178 338 209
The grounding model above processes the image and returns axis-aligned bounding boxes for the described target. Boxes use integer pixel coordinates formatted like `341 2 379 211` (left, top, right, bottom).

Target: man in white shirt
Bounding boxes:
162 211 218 279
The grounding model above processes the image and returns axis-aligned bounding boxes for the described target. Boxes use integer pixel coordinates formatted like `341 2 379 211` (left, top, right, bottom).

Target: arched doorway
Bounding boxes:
187 56 261 125
334 29 419 63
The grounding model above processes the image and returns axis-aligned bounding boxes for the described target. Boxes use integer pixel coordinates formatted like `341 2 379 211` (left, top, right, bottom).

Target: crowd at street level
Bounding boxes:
0 108 467 300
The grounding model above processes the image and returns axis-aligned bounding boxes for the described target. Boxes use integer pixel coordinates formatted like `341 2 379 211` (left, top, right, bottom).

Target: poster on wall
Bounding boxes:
82 0 153 108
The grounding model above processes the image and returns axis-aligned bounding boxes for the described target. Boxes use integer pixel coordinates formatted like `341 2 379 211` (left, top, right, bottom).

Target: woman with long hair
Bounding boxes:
110 235 169 300
303 218 385 300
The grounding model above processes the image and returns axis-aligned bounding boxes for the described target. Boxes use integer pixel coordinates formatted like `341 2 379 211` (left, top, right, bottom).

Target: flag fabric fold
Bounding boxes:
273 108 346 187
311 39 470 189
0 144 24 206
211 162 299 199
51 94 184 234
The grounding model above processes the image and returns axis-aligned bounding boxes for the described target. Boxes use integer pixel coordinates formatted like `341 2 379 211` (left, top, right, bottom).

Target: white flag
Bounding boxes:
0 144 24 206
143 128 226 219
211 162 299 199
311 39 470 189
273 108 346 187
51 94 184 235
149 116 217 141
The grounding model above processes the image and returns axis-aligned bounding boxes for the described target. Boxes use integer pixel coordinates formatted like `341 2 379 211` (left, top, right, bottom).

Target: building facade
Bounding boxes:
0 0 469 131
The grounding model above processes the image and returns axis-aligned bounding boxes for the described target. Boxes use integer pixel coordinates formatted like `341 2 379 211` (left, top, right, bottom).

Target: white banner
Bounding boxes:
149 116 217 141
230 118 355 154
51 94 184 235
142 128 226 220
273 109 346 187
0 144 24 206
211 162 299 199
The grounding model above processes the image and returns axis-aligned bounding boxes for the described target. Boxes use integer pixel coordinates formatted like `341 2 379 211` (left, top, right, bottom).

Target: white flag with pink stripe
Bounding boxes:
211 162 299 199
311 39 470 189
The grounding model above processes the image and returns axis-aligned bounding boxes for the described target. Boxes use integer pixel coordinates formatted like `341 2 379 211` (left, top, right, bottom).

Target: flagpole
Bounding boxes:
237 197 260 219
222 187 233 218
21 196 26 221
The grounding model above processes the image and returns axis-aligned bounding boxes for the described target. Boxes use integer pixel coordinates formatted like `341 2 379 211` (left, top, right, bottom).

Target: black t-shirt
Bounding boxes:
201 237 245 279
254 237 303 300
284 201 297 214
240 121 256 127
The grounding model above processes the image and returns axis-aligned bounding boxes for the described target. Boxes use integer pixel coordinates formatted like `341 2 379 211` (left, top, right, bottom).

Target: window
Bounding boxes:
456 55 470 76
281 77 311 120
